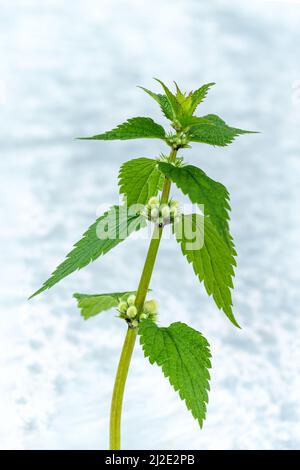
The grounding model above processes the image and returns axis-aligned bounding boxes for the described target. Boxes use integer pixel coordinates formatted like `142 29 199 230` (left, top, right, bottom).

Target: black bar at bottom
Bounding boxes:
0 449 298 465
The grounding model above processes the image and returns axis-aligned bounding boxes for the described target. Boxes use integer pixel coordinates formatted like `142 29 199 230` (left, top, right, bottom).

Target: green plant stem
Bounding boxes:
109 147 177 450
109 327 137 450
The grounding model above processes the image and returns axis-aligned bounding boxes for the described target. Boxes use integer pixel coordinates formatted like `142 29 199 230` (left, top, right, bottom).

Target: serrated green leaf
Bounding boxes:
173 82 194 115
139 320 211 428
158 162 233 247
138 87 173 120
190 83 215 114
30 207 146 299
78 117 166 141
154 78 180 120
139 81 216 123
119 158 164 207
183 114 256 146
174 214 239 327
174 82 188 104
73 291 136 320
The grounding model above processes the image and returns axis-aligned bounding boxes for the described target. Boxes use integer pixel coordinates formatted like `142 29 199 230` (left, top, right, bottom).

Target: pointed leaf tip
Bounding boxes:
29 206 146 298
173 213 239 327
77 117 166 141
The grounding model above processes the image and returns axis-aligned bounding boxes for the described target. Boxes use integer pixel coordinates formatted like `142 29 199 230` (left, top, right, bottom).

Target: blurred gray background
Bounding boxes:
1 0 300 450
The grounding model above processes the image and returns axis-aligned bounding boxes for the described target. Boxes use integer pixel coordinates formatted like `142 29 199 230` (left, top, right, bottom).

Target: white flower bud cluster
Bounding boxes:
117 295 158 328
166 132 189 149
142 197 180 227
118 295 139 328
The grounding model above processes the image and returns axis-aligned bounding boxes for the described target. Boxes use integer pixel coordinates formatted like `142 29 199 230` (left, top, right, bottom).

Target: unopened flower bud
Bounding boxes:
127 305 137 318
151 207 159 219
148 196 159 207
127 294 136 306
161 205 170 219
131 319 139 328
144 300 158 314
118 301 128 313
140 313 148 320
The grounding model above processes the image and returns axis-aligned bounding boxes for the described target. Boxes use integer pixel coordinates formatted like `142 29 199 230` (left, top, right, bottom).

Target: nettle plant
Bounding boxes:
30 79 256 450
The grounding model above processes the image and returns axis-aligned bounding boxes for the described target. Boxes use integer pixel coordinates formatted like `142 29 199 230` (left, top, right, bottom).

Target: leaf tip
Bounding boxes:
28 287 44 300
231 316 242 329
153 77 163 86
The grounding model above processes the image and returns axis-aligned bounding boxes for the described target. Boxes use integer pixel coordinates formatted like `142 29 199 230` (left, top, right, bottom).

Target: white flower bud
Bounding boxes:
144 300 158 314
161 205 170 219
140 313 148 320
118 301 128 313
148 196 159 207
150 207 159 219
131 319 139 328
127 305 137 318
127 294 136 306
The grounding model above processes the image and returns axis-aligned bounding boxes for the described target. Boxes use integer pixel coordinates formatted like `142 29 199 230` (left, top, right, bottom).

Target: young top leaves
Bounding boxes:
158 162 233 247
139 320 211 428
174 214 238 327
30 206 146 298
78 80 255 150
74 291 136 320
140 80 215 122
189 83 216 114
138 87 173 121
119 157 164 207
153 79 182 121
78 117 166 141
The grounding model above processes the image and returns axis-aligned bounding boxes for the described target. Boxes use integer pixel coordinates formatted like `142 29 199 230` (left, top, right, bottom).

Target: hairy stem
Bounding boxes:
109 148 177 450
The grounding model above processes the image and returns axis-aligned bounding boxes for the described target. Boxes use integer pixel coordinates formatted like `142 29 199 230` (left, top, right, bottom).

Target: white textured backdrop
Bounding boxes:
0 0 300 450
